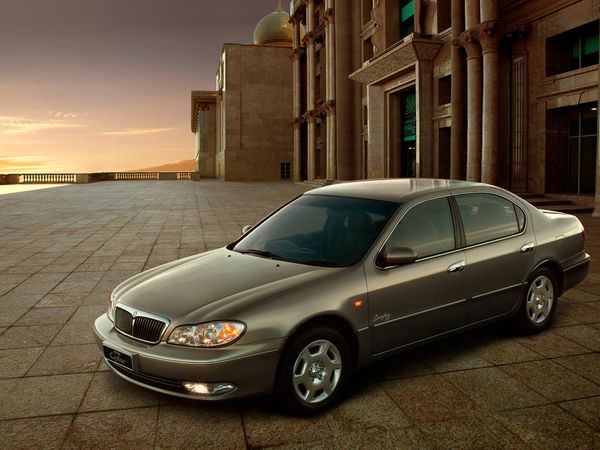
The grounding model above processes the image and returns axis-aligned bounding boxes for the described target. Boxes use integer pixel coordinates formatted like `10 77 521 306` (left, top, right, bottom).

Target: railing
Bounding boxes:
21 174 77 183
114 172 159 180
0 172 199 185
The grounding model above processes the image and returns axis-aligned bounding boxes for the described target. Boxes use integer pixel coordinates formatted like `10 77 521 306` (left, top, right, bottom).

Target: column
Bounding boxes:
306 0 317 181
450 0 466 180
292 15 302 181
594 9 600 217
462 36 483 181
324 0 336 181
464 0 480 29
480 0 499 22
413 39 443 177
478 26 503 185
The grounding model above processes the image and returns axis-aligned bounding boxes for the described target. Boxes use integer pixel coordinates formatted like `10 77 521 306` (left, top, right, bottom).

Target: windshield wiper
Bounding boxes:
237 249 281 259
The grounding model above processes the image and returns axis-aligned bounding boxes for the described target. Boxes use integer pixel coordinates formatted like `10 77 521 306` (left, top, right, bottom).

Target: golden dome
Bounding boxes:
253 7 293 47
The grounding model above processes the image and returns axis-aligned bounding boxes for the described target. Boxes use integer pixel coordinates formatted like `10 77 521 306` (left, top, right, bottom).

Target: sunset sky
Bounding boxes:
0 0 283 173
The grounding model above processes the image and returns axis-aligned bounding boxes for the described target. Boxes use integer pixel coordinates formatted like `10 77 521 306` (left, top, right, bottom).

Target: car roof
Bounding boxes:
305 178 484 202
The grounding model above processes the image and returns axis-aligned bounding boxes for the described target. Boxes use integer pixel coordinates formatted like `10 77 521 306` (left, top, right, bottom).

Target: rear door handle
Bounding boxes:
520 242 535 253
448 261 465 273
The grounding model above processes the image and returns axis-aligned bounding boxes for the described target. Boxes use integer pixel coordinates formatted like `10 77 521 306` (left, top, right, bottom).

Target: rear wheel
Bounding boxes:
274 326 351 415
513 267 558 333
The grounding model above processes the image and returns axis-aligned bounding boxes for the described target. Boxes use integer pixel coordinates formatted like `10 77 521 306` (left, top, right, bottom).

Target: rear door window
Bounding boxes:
455 194 524 246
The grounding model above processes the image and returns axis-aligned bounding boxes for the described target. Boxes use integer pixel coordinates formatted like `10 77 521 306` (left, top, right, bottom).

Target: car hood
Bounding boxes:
115 248 334 321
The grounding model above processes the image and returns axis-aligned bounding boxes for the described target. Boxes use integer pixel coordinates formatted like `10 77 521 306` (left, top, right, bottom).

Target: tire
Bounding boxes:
512 267 558 333
274 326 352 415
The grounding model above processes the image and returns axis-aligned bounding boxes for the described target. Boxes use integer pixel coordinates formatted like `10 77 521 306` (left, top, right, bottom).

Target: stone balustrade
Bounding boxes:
0 172 200 184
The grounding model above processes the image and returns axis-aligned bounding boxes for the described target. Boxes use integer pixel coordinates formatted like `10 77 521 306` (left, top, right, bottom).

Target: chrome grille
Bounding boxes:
115 307 133 335
114 306 168 344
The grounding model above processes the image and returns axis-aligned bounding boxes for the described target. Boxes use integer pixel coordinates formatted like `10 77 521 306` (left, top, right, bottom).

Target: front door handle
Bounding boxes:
520 242 535 253
447 261 465 273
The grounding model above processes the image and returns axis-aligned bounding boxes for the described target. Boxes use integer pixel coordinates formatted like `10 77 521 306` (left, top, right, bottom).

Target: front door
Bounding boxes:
366 197 467 354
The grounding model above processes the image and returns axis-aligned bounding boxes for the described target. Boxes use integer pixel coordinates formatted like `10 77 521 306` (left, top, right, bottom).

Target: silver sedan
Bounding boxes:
94 179 590 414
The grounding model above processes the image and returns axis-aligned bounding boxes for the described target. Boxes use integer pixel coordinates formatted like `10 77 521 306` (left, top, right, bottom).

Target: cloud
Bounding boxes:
0 115 84 135
0 156 54 172
102 127 176 136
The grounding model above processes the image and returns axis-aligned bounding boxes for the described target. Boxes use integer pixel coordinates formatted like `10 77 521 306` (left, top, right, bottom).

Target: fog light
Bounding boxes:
182 382 236 396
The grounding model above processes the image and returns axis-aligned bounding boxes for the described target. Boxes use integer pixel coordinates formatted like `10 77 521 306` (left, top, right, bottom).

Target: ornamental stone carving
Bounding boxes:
349 40 417 85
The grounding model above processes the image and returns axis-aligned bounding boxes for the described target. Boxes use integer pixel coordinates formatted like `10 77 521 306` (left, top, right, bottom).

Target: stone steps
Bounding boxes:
516 193 594 214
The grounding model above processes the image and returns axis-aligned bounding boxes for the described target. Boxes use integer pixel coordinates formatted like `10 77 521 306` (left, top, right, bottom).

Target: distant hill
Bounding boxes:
132 159 195 172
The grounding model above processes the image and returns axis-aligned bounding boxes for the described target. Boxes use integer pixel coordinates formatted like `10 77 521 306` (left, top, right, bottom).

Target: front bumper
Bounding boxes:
94 313 282 400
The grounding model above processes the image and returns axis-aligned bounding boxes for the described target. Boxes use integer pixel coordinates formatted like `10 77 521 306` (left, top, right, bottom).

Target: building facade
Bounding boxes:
191 8 294 181
291 0 600 214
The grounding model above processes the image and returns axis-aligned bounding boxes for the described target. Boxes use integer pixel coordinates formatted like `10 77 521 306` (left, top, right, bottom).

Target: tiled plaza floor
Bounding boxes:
0 180 599 449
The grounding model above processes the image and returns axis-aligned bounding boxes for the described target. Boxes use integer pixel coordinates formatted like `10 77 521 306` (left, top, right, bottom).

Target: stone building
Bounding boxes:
191 7 294 181
290 0 600 214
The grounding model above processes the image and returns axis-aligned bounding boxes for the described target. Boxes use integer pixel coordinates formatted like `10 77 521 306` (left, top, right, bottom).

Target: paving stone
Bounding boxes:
0 347 44 378
418 416 528 449
555 353 600 385
79 371 163 412
556 303 600 325
560 396 600 431
14 306 76 326
0 324 62 349
0 415 73 450
0 292 44 309
0 308 27 327
367 352 435 381
156 403 246 449
443 367 547 411
68 305 106 324
516 330 592 357
495 404 600 449
327 383 411 433
36 292 86 308
51 322 98 346
500 359 600 402
62 407 157 449
27 343 101 376
553 325 600 351
383 374 479 423
0 373 93 419
242 407 334 448
333 427 427 450
474 337 543 365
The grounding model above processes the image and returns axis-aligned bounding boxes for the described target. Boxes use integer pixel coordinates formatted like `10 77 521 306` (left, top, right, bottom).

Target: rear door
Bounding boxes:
454 193 535 323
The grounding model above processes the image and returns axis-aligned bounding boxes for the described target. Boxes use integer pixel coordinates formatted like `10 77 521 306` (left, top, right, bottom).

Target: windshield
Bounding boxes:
233 194 398 267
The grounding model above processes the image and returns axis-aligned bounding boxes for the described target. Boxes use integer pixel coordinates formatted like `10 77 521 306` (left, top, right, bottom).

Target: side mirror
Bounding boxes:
381 247 417 266
241 225 252 235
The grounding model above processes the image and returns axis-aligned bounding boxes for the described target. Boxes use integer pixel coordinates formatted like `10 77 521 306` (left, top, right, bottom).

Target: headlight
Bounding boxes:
167 321 245 347
107 295 116 322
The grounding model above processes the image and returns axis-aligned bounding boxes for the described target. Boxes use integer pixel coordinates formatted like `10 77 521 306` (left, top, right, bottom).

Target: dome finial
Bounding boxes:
277 0 283 11
253 3 293 47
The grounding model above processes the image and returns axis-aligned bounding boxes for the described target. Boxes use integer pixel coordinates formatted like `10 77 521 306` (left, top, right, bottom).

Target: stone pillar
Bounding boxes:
413 39 443 178
450 0 466 180
324 1 337 182
480 0 499 22
465 0 480 30
306 0 317 181
478 25 503 185
461 35 483 181
594 12 600 217
292 16 303 181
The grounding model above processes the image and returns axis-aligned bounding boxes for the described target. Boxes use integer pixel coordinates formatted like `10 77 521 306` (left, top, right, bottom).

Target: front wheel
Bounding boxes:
512 267 558 333
274 326 351 415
